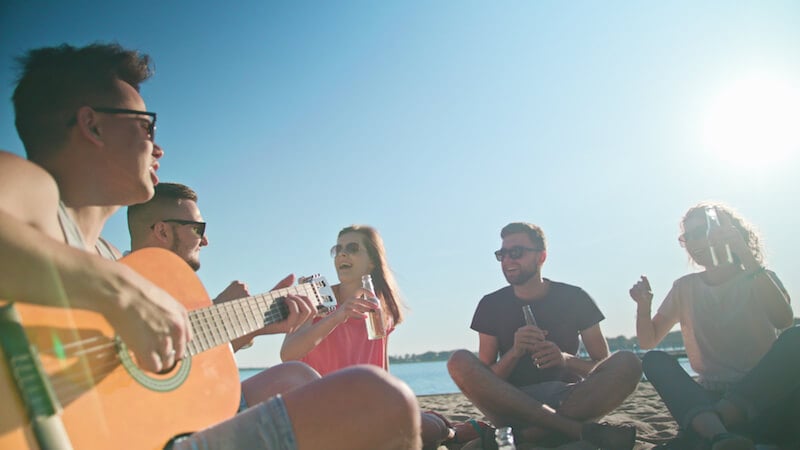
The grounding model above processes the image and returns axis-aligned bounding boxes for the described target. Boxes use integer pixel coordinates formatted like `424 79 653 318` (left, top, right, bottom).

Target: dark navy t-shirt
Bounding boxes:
470 280 604 386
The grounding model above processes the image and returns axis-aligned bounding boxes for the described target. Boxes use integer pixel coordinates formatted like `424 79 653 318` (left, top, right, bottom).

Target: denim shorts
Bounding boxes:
171 394 296 450
519 380 576 410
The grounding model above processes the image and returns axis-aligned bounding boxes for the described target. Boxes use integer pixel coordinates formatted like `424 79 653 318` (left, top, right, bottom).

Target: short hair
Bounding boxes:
127 183 198 244
149 182 198 204
501 222 547 251
681 202 764 266
13 43 153 162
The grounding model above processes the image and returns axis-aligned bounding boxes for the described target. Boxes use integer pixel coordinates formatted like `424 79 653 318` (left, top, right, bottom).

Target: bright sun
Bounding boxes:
702 72 800 168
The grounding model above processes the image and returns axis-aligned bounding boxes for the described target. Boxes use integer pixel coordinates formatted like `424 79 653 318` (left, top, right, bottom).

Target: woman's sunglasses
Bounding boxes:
330 242 361 258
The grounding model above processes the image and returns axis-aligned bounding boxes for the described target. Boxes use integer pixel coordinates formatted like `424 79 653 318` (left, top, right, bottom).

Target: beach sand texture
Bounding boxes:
418 381 677 449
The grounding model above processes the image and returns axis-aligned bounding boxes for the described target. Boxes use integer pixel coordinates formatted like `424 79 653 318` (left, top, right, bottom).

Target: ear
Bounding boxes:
152 221 172 245
74 106 104 146
538 250 547 265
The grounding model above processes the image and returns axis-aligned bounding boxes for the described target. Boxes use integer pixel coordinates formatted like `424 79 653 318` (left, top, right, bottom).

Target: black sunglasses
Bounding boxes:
330 242 361 258
153 219 206 239
67 107 157 141
494 246 541 262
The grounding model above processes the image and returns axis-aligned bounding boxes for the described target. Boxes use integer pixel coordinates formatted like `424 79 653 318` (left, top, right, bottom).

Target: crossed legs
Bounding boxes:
241 361 322 406
284 364 421 450
447 350 641 442
644 327 800 447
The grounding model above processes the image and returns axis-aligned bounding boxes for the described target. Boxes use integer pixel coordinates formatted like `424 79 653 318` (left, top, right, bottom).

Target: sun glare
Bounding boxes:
702 72 800 168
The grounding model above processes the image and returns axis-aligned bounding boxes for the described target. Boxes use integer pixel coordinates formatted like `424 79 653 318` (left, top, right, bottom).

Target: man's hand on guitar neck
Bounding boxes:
214 275 316 352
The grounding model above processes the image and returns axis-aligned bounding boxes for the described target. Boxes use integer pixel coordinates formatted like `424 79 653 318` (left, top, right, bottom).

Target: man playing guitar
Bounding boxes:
0 43 420 450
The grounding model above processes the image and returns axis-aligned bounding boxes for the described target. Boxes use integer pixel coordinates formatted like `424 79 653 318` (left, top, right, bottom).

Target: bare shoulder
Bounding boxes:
0 151 61 237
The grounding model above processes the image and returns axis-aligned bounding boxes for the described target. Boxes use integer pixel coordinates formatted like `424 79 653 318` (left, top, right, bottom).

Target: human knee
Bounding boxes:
351 366 420 445
242 362 321 405
610 350 642 381
642 350 674 378
447 349 478 382
348 366 418 414
277 361 320 384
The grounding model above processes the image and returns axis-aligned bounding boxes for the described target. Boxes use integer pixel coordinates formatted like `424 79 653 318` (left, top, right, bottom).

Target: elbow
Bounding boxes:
279 348 296 362
279 343 297 362
637 339 656 350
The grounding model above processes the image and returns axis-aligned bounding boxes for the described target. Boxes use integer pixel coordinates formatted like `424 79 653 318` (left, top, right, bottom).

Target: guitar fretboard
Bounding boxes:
186 283 318 355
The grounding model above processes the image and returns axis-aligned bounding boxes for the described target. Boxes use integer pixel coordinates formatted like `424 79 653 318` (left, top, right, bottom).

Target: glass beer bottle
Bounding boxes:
362 274 387 340
495 427 516 449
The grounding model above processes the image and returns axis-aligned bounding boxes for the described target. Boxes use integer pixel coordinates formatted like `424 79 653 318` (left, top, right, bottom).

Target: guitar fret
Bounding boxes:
210 306 225 347
242 296 257 332
197 308 213 351
217 305 231 346
226 301 238 340
242 298 259 335
227 301 240 341
183 277 333 355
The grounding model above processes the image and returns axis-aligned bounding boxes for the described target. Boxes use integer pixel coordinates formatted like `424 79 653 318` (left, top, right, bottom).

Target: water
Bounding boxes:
239 360 458 395
389 360 460 395
240 357 695 396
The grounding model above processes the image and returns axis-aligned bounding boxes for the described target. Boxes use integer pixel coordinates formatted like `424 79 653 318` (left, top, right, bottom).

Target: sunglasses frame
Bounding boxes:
330 242 361 258
153 219 206 239
67 106 157 141
494 246 541 262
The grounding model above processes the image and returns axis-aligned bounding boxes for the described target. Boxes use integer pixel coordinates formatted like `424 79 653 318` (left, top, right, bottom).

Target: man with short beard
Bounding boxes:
447 222 643 449
1 43 420 450
127 182 292 352
127 182 323 410
128 182 208 271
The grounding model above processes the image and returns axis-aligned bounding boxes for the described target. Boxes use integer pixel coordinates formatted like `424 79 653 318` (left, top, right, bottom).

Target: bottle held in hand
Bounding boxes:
362 274 387 340
705 206 733 265
523 304 537 327
495 427 516 449
523 304 540 368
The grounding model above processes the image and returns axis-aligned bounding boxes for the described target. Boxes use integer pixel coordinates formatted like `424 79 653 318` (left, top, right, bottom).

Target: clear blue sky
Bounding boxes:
2 2 798 368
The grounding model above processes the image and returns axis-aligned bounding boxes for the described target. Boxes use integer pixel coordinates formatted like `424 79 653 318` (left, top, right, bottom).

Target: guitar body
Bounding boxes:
0 248 240 450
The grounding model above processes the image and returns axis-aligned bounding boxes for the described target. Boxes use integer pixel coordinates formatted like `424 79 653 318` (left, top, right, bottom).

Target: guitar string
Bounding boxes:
14 285 328 399
33 302 299 362
33 300 283 395
21 321 321 397
35 283 322 358
26 283 329 390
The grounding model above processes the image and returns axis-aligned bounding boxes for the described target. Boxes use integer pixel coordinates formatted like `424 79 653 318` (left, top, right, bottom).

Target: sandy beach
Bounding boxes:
418 380 677 449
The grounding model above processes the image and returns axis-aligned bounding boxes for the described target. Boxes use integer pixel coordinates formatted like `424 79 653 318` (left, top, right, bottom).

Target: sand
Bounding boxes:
417 381 678 449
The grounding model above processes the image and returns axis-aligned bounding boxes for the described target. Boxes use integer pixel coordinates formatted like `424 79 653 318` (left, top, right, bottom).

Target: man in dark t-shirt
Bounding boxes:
448 222 643 449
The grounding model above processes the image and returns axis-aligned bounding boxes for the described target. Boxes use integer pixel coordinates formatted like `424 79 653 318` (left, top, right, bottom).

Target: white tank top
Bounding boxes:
57 201 117 261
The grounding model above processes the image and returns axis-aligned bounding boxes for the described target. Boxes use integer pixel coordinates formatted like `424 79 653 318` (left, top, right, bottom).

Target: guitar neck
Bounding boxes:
186 284 316 355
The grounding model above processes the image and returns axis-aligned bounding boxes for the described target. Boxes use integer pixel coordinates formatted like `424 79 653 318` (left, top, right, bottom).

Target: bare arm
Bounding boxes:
214 277 315 352
713 208 793 329
478 331 527 380
280 290 374 361
630 275 676 349
0 151 189 373
735 255 793 329
750 270 793 329
566 324 609 377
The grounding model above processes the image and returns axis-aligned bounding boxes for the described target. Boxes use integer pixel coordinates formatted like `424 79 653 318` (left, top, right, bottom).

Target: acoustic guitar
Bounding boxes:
0 248 336 450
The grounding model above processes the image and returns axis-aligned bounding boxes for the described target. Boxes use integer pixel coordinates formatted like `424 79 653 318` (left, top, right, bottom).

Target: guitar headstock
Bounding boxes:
299 274 337 315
